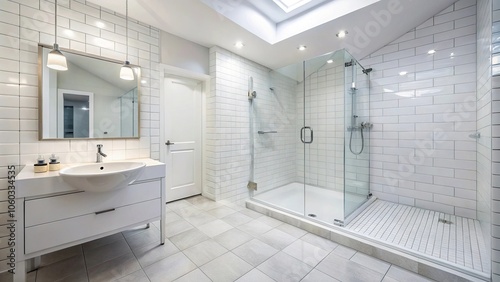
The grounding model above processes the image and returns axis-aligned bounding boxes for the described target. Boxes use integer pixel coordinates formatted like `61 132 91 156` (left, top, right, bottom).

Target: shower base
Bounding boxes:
247 196 490 281
252 182 367 225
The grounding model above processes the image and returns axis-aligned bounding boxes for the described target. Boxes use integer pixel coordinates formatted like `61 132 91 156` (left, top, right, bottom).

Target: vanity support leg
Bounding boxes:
160 177 166 245
146 223 150 229
13 260 26 282
26 256 41 271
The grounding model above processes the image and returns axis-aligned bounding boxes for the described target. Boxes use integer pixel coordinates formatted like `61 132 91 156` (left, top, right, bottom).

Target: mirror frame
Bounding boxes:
38 43 141 140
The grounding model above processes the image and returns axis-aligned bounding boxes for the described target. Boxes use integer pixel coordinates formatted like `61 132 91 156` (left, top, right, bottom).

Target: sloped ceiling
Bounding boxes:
89 0 457 70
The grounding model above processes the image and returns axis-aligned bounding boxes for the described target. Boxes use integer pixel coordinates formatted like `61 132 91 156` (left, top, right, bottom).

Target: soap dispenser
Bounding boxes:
34 155 48 173
49 154 60 171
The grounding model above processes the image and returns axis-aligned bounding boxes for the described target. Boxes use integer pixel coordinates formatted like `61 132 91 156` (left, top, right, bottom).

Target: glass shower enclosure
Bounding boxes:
250 49 371 226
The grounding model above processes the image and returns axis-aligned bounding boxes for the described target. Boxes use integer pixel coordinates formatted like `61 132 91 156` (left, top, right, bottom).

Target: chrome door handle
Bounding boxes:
300 127 313 144
165 140 175 145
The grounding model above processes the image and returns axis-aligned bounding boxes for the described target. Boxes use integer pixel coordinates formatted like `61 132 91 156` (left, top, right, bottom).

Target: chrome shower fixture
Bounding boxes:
248 76 257 100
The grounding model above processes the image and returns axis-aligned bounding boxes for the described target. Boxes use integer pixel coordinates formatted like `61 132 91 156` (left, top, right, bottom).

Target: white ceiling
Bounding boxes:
89 0 457 70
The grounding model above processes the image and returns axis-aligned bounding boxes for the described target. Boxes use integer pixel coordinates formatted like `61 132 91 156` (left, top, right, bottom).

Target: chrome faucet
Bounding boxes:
96 144 107 163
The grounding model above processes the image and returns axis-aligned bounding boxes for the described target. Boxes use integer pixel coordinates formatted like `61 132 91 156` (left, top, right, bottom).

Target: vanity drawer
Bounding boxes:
25 198 161 254
25 180 160 227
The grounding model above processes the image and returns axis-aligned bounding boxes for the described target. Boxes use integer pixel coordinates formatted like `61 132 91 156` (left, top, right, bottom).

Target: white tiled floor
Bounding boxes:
1 196 436 282
347 200 490 274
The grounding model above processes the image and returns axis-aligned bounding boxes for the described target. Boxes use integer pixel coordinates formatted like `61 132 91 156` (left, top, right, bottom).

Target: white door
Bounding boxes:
163 77 202 202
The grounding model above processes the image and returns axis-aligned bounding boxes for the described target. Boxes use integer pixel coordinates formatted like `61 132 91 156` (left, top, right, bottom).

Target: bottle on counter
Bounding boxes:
34 155 48 173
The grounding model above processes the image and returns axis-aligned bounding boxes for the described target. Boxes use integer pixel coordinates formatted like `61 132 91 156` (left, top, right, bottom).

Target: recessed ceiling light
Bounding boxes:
234 41 244 49
298 45 307 51
273 0 312 13
336 30 348 38
327 59 333 64
427 49 436 54
399 71 408 76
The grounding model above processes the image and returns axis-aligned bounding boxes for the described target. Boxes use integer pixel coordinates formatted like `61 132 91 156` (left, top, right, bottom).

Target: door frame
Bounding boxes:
159 64 210 200
57 89 94 138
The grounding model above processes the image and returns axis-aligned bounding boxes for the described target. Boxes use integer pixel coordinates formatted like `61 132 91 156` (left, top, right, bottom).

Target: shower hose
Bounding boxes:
349 126 364 155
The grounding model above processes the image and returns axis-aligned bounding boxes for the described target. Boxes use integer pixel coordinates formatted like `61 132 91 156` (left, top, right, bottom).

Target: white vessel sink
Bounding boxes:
59 162 146 192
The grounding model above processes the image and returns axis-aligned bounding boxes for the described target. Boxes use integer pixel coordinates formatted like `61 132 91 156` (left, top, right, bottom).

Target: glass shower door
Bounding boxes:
344 51 371 220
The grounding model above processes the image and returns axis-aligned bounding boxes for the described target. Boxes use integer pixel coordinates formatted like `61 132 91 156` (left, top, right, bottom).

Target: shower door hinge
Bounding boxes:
333 219 344 227
367 193 373 199
247 181 257 191
345 61 353 67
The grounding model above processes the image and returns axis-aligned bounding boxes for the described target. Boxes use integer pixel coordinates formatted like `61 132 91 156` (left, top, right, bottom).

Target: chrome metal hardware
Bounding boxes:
95 208 115 215
300 126 313 144
165 140 175 145
96 144 107 163
258 131 277 134
247 181 257 190
333 219 344 227
468 132 481 139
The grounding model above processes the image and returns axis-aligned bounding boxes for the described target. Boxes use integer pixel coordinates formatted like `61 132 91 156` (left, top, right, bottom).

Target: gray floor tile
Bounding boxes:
385 265 434 282
316 253 384 282
83 232 124 250
165 219 194 238
238 219 274 237
115 269 150 282
183 239 228 266
184 195 208 205
300 233 339 252
40 245 82 267
198 219 233 237
84 238 132 268
332 245 357 259
200 252 253 282
36 254 86 282
121 224 152 238
257 252 313 282
126 225 161 250
170 228 210 250
87 252 141 282
166 200 192 210
301 269 340 282
232 239 279 267
221 212 254 227
206 206 237 218
259 228 297 250
351 252 391 275
132 239 180 268
172 205 203 218
276 223 308 238
257 216 283 228
184 212 218 226
53 270 89 282
173 269 212 282
214 228 254 250
144 252 197 282
165 211 182 223
282 239 329 267
239 209 264 219
235 269 275 282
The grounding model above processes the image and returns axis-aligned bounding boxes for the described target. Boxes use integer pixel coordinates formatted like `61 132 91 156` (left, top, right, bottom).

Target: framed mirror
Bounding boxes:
38 44 140 140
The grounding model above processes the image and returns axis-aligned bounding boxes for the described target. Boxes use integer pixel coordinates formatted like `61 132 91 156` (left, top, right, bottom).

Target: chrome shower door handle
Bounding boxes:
165 140 175 145
301 126 313 144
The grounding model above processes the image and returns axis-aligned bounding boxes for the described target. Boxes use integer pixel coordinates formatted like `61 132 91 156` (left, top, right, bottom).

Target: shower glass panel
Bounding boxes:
250 49 371 226
344 51 371 220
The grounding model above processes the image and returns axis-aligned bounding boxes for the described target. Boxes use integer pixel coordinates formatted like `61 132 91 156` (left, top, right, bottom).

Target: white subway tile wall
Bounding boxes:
0 0 160 272
360 0 478 218
207 47 298 202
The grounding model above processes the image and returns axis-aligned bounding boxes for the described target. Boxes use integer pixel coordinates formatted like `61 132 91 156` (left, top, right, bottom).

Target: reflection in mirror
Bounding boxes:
39 44 140 140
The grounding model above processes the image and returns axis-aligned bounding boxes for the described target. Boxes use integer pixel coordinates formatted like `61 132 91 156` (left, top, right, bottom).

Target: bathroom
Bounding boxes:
0 0 497 281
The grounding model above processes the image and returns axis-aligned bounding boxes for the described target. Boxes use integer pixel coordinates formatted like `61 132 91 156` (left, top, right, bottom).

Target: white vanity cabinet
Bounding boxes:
14 159 165 282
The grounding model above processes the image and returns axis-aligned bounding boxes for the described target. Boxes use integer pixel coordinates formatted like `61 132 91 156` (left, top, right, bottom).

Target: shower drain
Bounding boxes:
438 218 452 224
307 214 317 218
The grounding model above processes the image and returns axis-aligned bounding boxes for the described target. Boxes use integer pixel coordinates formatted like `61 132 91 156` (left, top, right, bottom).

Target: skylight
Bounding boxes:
273 0 312 13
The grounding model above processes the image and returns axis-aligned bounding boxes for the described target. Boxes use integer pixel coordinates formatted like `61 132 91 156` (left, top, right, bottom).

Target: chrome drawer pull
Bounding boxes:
95 208 116 215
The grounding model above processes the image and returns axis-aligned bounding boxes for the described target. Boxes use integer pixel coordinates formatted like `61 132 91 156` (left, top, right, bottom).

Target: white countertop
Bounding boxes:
16 158 165 198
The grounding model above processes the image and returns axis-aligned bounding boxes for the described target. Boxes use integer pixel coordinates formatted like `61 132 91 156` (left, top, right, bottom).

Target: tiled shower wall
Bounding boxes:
360 0 478 218
206 46 297 202
0 0 160 273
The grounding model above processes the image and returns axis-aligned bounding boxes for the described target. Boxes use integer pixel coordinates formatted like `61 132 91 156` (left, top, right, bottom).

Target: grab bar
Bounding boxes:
258 131 277 134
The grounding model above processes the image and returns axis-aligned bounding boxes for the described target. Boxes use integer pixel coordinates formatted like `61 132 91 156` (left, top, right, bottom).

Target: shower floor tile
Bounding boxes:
346 199 490 274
